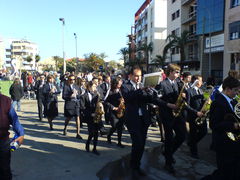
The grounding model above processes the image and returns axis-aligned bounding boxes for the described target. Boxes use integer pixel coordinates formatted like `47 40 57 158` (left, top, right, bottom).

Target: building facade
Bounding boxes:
223 0 240 78
181 0 200 74
134 0 167 73
196 0 225 83
167 0 181 63
5 39 39 72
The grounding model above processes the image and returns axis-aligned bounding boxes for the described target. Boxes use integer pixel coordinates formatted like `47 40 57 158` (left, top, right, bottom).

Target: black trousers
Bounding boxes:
108 116 124 143
163 117 186 164
127 116 149 169
87 123 100 149
201 151 240 180
188 120 207 154
37 98 45 120
0 139 12 180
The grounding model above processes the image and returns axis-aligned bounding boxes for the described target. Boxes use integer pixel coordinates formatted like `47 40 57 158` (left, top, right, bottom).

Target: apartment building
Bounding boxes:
167 0 181 63
223 0 240 78
0 38 4 69
134 0 167 73
5 39 39 72
181 0 200 74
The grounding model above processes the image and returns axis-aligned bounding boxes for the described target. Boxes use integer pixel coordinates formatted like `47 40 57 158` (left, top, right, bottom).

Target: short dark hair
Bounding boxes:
222 76 240 90
111 77 122 90
129 66 141 75
182 72 191 79
191 75 202 84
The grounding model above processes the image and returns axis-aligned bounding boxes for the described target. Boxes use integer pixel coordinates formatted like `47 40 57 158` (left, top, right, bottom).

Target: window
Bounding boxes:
176 10 180 18
172 13 176 21
231 0 240 8
172 0 176 3
229 21 240 40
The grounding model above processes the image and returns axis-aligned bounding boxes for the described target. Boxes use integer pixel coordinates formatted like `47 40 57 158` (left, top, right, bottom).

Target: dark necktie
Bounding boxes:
230 100 236 110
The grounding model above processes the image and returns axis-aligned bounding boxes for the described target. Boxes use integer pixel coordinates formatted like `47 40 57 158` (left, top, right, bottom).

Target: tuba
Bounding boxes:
93 93 105 123
226 101 240 141
173 83 187 117
195 86 214 125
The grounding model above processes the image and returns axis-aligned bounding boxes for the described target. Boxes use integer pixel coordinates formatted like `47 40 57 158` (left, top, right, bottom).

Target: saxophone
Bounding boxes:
195 86 214 125
116 96 125 118
226 100 240 141
173 83 187 117
93 93 105 123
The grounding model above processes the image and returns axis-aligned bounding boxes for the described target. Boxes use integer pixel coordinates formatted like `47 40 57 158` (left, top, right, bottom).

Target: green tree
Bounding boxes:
26 55 33 63
52 56 63 72
163 30 190 70
35 55 41 63
152 55 165 67
118 47 129 65
137 42 153 73
83 53 105 72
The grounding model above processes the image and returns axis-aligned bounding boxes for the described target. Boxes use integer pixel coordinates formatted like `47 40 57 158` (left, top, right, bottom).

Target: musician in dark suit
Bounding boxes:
201 76 240 180
80 81 102 155
34 74 46 121
42 75 61 130
155 63 186 174
105 77 125 148
98 75 111 125
121 66 176 178
62 75 82 139
185 75 206 158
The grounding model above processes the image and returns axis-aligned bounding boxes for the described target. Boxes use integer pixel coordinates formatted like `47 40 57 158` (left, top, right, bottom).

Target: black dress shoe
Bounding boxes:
63 129 67 136
117 143 125 148
164 164 175 174
85 143 90 152
107 135 111 144
50 127 54 130
76 134 83 139
92 149 100 155
162 151 176 164
137 168 147 176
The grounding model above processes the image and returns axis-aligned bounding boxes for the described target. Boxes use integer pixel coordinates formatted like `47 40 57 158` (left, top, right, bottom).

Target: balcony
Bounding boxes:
181 0 195 6
187 32 198 42
182 11 196 25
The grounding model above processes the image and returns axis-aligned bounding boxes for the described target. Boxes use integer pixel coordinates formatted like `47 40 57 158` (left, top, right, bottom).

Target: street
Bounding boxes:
11 99 216 180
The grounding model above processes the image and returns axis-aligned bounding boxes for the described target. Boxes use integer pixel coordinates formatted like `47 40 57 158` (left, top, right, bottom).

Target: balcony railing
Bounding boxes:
182 11 196 24
181 0 194 6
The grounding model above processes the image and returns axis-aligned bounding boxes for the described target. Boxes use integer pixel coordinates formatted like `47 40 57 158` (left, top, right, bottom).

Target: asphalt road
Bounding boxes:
11 99 216 180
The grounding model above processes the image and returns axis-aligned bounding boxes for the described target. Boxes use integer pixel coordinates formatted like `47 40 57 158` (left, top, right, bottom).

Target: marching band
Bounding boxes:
31 64 240 179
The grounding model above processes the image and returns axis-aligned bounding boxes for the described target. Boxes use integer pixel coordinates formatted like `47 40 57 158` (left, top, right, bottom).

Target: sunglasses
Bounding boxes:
70 79 75 80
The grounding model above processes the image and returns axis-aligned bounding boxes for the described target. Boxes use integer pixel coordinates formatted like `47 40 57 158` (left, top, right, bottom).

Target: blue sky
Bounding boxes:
0 0 144 61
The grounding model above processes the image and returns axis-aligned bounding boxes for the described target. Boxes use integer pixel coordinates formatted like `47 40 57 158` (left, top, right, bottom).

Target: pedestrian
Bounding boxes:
34 74 46 121
0 93 24 180
201 76 240 180
105 77 125 148
80 81 103 155
9 77 24 112
62 75 82 139
42 75 61 130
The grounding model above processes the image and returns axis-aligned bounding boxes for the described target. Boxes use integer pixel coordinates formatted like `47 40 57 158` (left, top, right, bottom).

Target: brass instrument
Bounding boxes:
195 86 214 125
93 93 105 123
116 96 125 118
226 101 240 141
173 83 187 117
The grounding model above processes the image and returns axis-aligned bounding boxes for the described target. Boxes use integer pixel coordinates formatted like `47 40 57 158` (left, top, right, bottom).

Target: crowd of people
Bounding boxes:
1 65 240 180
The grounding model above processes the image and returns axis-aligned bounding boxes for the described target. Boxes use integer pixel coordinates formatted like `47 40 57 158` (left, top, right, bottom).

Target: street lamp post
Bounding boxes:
59 18 66 74
73 33 78 72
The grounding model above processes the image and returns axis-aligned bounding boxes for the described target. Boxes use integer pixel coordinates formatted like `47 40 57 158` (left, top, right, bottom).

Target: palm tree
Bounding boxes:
152 55 165 67
137 42 153 73
163 30 190 70
118 47 129 64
